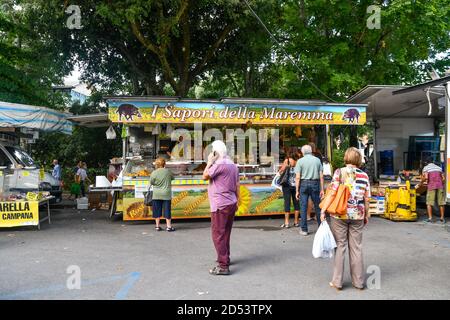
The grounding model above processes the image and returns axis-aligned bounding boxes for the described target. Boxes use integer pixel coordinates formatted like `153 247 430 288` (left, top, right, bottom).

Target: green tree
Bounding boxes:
274 0 450 100
26 0 278 97
0 3 68 106
31 94 121 170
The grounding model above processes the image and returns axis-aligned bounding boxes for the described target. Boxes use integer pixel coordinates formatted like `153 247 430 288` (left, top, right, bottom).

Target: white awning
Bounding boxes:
66 113 110 128
0 101 73 134
346 85 446 120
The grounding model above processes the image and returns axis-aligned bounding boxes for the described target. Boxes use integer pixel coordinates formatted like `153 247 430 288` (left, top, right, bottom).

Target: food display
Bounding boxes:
124 169 151 177
123 159 154 178
26 191 50 201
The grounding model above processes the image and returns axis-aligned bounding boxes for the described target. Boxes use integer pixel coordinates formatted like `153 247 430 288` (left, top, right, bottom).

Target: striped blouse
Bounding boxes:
329 166 371 220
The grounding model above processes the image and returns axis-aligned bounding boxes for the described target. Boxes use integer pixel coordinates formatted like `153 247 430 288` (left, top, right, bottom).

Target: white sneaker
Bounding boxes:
299 231 309 236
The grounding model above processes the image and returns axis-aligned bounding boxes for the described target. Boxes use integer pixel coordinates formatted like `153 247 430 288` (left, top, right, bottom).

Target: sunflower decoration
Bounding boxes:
127 201 146 219
236 186 252 216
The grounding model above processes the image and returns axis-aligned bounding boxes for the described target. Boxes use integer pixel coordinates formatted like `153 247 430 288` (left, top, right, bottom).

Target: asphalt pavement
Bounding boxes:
1 205 449 300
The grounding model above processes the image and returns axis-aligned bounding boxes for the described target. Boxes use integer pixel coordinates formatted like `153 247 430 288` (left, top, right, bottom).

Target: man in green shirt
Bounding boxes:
295 144 324 236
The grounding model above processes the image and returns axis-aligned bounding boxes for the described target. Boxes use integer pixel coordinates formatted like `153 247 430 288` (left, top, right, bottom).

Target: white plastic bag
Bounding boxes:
106 125 117 140
312 221 337 259
271 173 282 191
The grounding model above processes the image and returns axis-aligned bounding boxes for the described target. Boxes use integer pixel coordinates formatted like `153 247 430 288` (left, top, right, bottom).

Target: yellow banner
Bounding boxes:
107 101 366 125
0 201 39 227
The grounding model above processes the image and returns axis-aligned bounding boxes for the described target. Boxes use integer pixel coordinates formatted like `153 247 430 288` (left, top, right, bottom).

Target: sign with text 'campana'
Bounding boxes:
107 100 366 125
0 201 39 227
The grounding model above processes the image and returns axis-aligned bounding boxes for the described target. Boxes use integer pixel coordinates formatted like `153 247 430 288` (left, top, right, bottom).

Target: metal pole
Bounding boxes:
445 80 450 201
326 125 332 160
373 121 378 181
122 138 126 162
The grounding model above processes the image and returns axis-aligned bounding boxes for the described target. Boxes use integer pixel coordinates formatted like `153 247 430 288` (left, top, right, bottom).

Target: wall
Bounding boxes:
376 118 435 173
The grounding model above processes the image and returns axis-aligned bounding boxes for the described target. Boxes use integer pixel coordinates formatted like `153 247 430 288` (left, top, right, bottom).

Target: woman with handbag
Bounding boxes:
320 147 370 290
278 152 300 228
149 158 175 232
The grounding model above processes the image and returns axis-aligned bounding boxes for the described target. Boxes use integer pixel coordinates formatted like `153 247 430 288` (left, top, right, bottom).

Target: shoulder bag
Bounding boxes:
144 186 153 206
319 169 350 216
279 158 291 187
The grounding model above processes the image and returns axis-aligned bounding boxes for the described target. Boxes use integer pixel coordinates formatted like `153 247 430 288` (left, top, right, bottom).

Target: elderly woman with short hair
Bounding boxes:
320 147 371 290
150 157 175 232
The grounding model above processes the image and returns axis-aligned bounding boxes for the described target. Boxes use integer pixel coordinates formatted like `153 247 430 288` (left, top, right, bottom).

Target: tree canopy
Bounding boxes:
0 3 68 106
0 0 449 169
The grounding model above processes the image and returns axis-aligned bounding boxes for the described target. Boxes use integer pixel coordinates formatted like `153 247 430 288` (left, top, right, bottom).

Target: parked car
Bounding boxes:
0 142 62 202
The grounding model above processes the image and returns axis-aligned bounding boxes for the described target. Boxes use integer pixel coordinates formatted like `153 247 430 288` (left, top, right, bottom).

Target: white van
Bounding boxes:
0 142 62 202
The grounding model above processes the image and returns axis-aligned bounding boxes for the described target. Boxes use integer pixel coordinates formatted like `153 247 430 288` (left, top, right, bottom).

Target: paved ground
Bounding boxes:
1 204 449 300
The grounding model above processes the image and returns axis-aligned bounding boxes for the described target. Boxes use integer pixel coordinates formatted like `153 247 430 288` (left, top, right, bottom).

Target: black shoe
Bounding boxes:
166 227 176 232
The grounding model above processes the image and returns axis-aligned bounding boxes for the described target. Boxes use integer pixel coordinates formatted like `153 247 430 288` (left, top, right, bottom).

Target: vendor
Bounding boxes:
167 135 193 161
107 158 123 182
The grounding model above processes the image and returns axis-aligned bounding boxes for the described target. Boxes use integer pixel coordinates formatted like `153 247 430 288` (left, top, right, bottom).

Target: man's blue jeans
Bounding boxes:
299 180 322 232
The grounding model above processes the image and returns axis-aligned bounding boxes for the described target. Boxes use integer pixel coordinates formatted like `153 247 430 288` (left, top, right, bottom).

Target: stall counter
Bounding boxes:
120 178 286 221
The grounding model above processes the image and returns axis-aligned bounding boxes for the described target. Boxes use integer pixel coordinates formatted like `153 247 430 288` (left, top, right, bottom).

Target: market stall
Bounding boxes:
0 168 54 229
346 75 450 220
104 97 366 221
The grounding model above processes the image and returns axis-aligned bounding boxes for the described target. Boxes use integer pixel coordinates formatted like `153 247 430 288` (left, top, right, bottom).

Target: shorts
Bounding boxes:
426 188 446 206
152 200 172 219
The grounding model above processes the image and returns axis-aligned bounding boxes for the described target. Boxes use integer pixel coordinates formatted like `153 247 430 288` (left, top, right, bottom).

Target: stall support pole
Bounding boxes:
110 191 118 219
445 80 450 201
373 122 378 181
325 125 332 160
122 138 126 162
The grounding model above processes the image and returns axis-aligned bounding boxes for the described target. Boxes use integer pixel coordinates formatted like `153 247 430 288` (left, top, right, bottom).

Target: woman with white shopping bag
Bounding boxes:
319 147 371 291
312 220 336 259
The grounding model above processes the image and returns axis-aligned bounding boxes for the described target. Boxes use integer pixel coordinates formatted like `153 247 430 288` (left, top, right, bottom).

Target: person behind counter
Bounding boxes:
203 140 239 276
107 158 123 182
420 157 446 224
167 135 193 161
279 152 300 228
150 158 175 232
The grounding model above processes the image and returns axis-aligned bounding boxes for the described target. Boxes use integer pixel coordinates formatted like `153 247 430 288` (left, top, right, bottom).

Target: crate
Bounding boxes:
76 197 89 210
369 196 385 215
78 204 89 210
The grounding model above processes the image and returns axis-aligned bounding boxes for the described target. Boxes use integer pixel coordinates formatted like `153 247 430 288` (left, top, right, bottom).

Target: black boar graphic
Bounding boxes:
116 104 142 121
342 108 360 123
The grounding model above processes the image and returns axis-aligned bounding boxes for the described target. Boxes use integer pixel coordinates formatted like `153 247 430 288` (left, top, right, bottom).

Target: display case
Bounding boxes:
0 167 53 228
0 167 42 201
